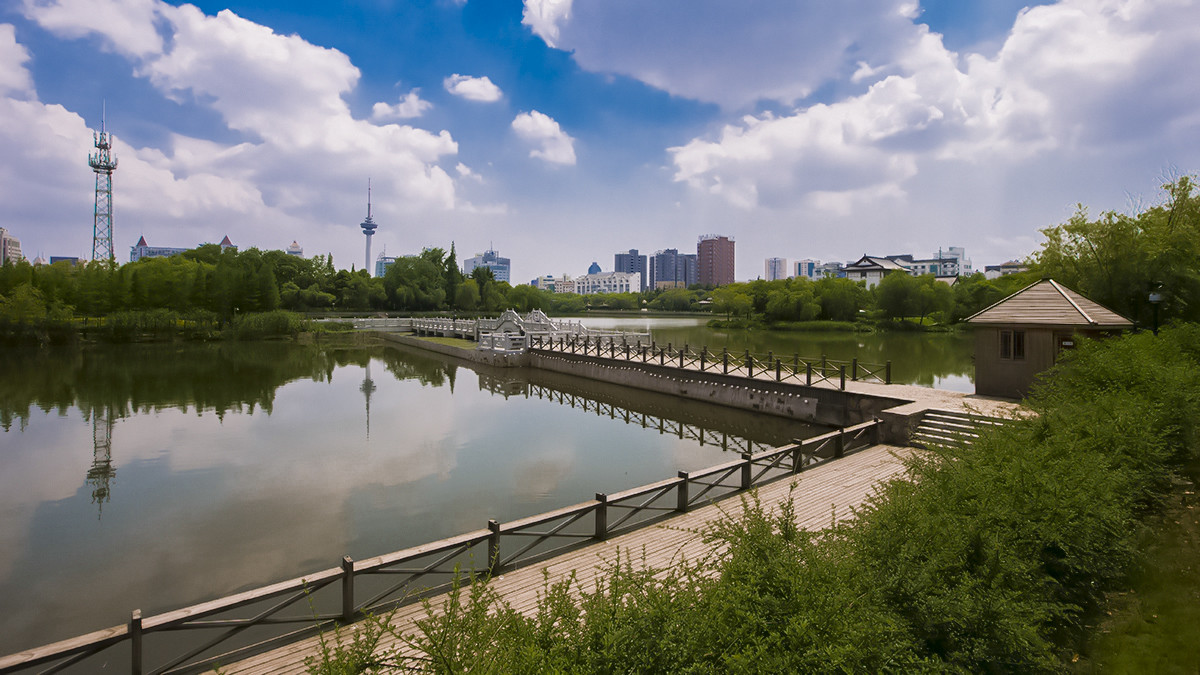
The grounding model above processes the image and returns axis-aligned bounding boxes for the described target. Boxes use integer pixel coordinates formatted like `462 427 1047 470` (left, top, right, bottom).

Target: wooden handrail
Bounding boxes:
0 417 885 675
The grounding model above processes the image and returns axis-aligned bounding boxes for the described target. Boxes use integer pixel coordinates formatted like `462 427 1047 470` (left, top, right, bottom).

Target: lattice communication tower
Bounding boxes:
88 114 119 261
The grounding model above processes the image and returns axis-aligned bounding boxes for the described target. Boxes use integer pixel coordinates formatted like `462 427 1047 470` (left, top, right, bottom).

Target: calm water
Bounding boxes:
579 316 975 392
0 337 818 654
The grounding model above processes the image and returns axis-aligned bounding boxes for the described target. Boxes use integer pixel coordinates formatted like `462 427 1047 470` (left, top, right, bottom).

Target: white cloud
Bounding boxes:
22 0 163 58
527 0 921 110
16 0 465 265
0 24 34 96
670 0 1200 218
511 110 576 165
371 89 433 120
443 73 503 102
522 0 572 48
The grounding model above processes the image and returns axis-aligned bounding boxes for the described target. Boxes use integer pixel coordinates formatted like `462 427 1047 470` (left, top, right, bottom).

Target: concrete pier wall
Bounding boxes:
529 351 909 431
381 334 920 439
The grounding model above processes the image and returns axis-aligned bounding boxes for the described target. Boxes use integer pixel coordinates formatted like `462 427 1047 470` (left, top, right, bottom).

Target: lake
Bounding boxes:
577 316 975 391
0 334 820 655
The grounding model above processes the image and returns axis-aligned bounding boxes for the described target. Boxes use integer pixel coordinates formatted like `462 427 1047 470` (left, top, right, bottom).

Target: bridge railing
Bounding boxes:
0 419 884 675
527 335 892 390
477 332 528 353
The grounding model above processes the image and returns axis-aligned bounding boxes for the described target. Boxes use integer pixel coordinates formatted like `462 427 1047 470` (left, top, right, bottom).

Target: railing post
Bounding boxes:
840 365 846 390
745 349 753 377
775 358 781 382
852 358 858 381
595 493 608 540
681 344 687 368
886 360 892 384
677 472 690 512
641 345 647 362
342 555 355 621
836 427 845 458
741 453 752 489
723 348 729 374
488 519 501 575
700 346 707 372
130 610 143 675
806 362 813 385
821 354 827 376
793 353 799 375
872 417 883 445
792 440 804 473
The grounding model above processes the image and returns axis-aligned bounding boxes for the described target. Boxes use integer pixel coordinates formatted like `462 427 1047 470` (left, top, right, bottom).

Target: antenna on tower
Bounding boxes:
89 103 118 262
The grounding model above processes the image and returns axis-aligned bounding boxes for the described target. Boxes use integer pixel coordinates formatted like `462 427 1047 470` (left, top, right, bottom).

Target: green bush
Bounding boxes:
382 327 1200 672
227 310 303 340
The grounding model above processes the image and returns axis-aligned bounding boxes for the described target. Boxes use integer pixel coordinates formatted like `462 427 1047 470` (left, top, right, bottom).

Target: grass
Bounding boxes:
1072 461 1200 674
411 336 477 350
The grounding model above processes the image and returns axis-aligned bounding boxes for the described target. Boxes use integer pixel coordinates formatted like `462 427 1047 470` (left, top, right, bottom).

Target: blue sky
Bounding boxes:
3 0 1199 283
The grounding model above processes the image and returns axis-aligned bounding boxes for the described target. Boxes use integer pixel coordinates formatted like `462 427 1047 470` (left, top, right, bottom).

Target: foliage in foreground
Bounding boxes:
318 326 1199 673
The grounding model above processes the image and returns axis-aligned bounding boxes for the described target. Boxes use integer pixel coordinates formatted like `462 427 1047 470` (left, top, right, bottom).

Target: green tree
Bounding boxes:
1033 175 1200 325
815 277 869 322
711 288 753 319
764 279 820 322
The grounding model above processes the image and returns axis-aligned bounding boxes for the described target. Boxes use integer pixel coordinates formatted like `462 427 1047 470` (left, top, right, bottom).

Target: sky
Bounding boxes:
3 0 1200 284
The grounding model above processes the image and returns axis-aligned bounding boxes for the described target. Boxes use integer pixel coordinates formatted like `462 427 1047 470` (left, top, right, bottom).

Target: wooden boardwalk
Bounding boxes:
219 444 913 674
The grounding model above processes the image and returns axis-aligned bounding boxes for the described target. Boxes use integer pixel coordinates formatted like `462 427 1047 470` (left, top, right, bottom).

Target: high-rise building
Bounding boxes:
375 252 397 278
697 234 735 286
287 241 303 257
649 249 698 289
765 257 788 281
794 259 819 279
614 249 648 291
463 248 511 282
0 228 23 265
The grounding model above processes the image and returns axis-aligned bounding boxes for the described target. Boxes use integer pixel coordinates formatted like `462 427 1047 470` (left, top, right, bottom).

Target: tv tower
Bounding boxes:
88 105 119 261
360 179 377 272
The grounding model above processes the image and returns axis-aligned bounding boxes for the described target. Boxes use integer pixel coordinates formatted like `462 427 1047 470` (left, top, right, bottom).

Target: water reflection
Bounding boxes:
0 340 814 655
577 316 976 391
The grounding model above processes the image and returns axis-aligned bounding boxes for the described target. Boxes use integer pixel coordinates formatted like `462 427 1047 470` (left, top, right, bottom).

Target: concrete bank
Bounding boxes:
378 333 1026 444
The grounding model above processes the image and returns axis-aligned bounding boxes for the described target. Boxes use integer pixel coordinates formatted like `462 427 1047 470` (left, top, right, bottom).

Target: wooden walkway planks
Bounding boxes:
218 444 913 674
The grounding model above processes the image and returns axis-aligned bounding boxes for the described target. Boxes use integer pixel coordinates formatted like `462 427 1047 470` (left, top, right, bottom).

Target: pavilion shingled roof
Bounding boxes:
965 279 1132 327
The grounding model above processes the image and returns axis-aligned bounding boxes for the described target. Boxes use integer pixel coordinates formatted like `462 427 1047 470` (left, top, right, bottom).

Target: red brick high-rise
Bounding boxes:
697 234 735 286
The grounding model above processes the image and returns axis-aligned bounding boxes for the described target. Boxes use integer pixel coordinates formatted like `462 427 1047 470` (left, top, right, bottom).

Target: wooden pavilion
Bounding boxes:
965 279 1132 398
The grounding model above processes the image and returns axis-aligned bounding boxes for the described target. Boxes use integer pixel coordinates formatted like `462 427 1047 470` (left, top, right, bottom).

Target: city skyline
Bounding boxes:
3 1 1200 284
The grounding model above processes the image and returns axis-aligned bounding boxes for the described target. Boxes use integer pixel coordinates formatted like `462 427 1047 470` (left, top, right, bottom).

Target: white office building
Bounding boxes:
0 228 23 265
574 271 641 295
765 257 788 281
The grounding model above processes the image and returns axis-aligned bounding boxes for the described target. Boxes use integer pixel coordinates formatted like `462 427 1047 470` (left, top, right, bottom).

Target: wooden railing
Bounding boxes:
527 335 891 390
0 420 883 675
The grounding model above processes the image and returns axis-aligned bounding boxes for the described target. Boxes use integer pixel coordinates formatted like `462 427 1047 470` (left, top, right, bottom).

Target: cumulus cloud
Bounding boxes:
511 110 576 165
522 0 572 48
670 0 1200 215
443 73 502 102
525 0 921 110
21 0 163 58
371 89 433 120
16 0 462 262
0 24 34 95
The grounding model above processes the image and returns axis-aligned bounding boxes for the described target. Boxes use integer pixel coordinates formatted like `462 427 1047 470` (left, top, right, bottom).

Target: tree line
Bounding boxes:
3 175 1197 335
